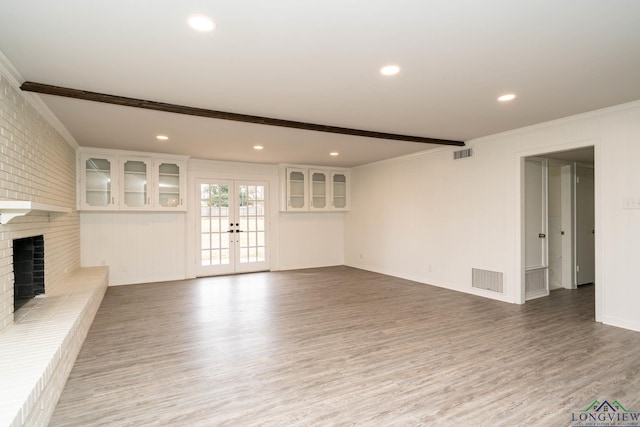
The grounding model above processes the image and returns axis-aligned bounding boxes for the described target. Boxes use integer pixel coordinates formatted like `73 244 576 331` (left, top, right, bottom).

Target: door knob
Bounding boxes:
538 233 546 238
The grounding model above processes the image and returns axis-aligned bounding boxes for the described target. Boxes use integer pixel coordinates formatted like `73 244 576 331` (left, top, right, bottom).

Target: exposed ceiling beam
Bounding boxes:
21 82 465 147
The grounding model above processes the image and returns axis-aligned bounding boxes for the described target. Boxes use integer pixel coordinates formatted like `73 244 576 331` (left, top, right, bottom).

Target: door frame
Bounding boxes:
185 161 280 279
195 179 271 277
515 140 601 322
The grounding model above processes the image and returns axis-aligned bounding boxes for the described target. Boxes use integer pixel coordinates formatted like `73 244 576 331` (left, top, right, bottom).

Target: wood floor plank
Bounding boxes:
49 266 640 426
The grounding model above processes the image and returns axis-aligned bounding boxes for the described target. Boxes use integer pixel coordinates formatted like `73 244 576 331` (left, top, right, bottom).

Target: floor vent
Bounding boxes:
472 268 504 293
454 148 473 160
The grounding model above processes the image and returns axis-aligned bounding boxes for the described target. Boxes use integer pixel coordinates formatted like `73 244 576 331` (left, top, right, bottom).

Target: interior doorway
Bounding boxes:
523 146 595 300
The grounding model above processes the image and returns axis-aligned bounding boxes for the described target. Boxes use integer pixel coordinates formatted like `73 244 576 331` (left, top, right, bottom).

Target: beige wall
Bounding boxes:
0 70 80 332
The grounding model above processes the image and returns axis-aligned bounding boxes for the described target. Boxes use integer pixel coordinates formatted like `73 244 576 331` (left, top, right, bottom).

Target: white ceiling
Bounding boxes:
0 0 639 167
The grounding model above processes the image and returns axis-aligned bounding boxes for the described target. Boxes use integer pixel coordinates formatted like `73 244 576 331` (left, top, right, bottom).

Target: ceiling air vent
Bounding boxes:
453 148 473 160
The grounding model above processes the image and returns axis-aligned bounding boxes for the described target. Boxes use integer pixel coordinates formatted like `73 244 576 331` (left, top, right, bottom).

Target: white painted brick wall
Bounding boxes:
0 70 80 333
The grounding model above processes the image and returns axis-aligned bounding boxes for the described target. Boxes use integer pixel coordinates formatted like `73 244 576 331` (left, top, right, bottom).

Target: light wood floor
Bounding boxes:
49 266 640 426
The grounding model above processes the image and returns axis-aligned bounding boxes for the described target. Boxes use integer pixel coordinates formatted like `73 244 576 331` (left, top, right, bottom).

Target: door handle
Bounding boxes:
538 233 546 238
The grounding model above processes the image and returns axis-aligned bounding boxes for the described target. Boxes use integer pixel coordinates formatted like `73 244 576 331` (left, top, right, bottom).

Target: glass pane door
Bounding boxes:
85 157 113 207
122 160 148 208
311 171 327 209
198 181 234 276
197 180 269 276
288 169 306 209
332 173 347 209
158 162 181 208
236 183 268 272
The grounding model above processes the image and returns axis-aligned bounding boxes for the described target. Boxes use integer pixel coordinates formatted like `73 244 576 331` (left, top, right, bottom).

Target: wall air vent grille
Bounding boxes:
453 148 473 160
525 267 548 300
472 268 504 293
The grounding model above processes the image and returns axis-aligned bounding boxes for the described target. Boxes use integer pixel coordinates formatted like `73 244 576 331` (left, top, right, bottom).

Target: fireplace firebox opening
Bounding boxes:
13 235 45 311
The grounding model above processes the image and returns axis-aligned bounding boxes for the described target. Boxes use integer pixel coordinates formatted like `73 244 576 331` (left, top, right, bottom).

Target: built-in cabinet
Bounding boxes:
78 149 188 211
286 168 308 211
156 161 184 209
282 166 350 211
310 170 328 210
82 154 118 210
120 157 152 210
330 171 348 210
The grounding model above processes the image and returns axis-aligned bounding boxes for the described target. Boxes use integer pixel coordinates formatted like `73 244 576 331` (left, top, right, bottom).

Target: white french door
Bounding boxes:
196 180 269 276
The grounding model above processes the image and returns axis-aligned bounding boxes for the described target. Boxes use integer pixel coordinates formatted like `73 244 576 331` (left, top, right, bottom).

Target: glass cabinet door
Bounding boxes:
122 159 150 208
157 162 182 208
84 157 115 208
287 168 307 210
332 172 348 209
310 170 328 210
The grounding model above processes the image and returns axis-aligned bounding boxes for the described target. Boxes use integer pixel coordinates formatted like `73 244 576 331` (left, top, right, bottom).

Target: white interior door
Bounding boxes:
547 164 563 290
197 180 269 276
576 166 595 285
524 158 549 300
547 162 575 290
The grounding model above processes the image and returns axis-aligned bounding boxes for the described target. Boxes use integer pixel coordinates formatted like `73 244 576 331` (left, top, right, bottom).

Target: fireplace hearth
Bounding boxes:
13 235 45 311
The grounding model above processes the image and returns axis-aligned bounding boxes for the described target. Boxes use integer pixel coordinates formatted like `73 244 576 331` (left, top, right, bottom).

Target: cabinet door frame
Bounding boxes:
154 159 187 211
119 157 153 211
79 153 120 211
309 169 331 211
285 167 308 211
330 170 350 211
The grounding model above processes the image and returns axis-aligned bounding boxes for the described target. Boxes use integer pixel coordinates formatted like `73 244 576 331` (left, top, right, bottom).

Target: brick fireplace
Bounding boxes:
0 57 99 427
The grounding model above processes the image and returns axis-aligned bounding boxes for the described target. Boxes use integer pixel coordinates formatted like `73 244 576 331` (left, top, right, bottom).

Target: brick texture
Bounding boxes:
0 70 80 333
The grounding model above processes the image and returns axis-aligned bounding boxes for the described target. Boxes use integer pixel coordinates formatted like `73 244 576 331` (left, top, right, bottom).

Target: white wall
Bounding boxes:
345 141 516 302
80 212 186 285
345 100 640 332
278 212 345 270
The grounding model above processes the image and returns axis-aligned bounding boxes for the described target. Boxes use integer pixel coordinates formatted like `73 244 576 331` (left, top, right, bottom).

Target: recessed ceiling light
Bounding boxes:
253 145 264 150
330 152 339 156
497 93 516 102
156 135 169 141
380 65 400 76
188 15 215 32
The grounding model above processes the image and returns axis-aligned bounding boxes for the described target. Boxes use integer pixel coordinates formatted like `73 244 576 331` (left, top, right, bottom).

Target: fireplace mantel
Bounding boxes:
0 201 72 224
